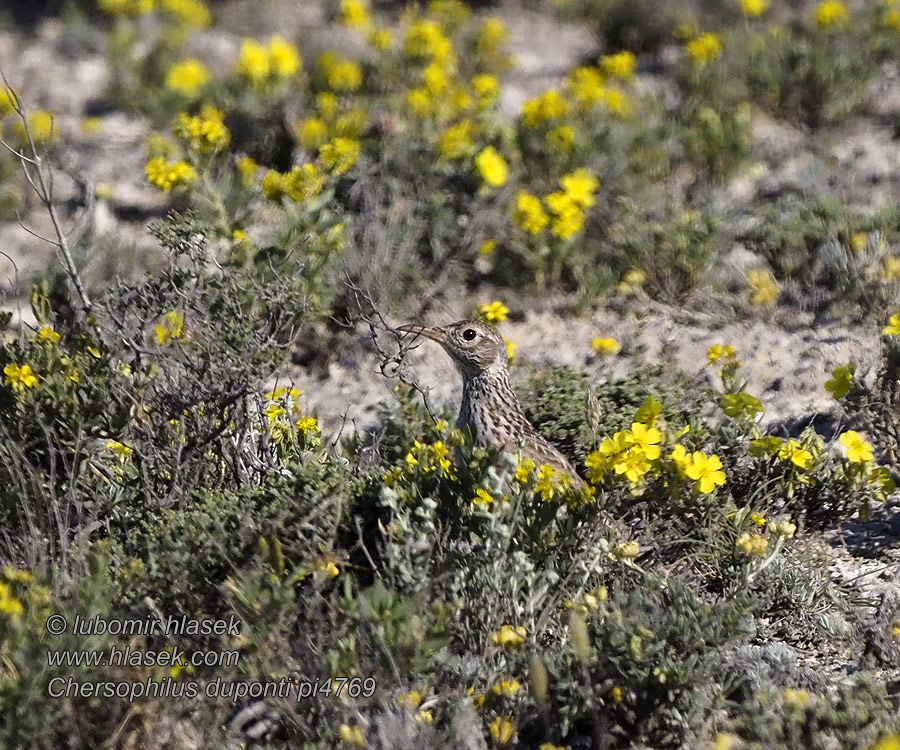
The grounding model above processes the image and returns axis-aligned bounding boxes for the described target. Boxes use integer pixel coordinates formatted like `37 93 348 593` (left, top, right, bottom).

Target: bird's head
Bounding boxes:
397 319 507 378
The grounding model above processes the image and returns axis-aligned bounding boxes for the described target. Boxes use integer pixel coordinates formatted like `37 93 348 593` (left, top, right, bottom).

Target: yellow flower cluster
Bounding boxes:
685 32 723 67
491 624 526 648
736 531 768 557
740 0 769 17
14 111 54 145
154 310 184 345
173 106 229 153
319 137 361 175
591 337 621 356
165 59 210 97
489 716 516 745
160 0 210 26
437 119 476 160
338 724 365 747
145 157 195 192
813 0 850 28
520 89 568 129
318 53 363 93
512 169 598 240
586 422 662 485
475 146 507 187
235 36 301 85
262 163 324 203
747 269 780 306
3 363 39 394
476 300 509 323
404 439 456 479
404 19 454 64
599 50 636 81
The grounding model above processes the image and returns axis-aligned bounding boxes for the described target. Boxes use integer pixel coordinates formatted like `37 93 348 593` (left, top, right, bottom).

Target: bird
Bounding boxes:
397 319 584 488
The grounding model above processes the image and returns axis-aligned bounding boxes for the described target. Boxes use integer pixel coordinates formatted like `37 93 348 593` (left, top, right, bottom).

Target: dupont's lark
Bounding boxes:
398 319 583 487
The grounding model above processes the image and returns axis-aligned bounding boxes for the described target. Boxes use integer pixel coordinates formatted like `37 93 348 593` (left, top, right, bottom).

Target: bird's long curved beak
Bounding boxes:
396 324 449 345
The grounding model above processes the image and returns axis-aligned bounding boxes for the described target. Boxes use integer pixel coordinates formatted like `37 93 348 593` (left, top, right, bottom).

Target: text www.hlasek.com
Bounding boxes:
47 644 239 669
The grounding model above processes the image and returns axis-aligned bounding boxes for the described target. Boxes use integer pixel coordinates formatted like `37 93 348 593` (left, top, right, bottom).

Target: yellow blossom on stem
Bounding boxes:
473 488 494 506
36 325 60 343
520 89 568 129
560 169 599 209
839 430 873 463
707 343 736 363
684 451 726 493
160 0 211 27
491 624 526 648
489 716 517 745
106 440 133 462
471 73 500 109
515 456 535 484
339 0 369 29
235 39 270 84
513 191 549 234
544 191 584 239
4 363 38 393
475 146 508 187
778 439 813 469
269 36 302 78
736 532 768 557
145 158 195 192
739 0 768 17
747 269 779 306
813 0 850 28
504 338 516 362
883 313 900 336
338 724 365 747
685 32 722 66
600 50 636 81
491 679 522 697
155 310 184 345
297 117 329 150
476 300 509 324
319 137 360 175
174 106 230 153
165 59 211 97
567 66 606 109
437 119 476 160
591 337 621 355
546 124 575 153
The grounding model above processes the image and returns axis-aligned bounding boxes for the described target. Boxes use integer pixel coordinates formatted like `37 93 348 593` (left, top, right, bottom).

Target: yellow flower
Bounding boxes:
685 33 722 66
684 451 726 493
235 155 256 184
476 300 509 324
368 27 393 50
544 191 584 239
480 238 497 255
630 422 661 460
471 73 500 109
515 456 535 483
269 36 302 78
154 310 184 345
145 158 195 192
476 17 507 52
739 0 768 17
160 0 210 26
297 117 329 150
707 343 736 363
747 269 779 306
513 191 549 234
475 146 507 187
36 325 60 343
778 439 813 469
339 0 369 28
883 313 900 335
885 8 900 31
773 519 797 538
437 119 476 160
407 87 434 119
491 679 522 697
491 624 527 648
567 66 606 108
489 716 517 745
546 124 575 153
520 89 568 128
504 338 516 362
824 364 854 399
338 724 366 747
173 106 230 153
473 488 494 506
404 19 453 64
324 57 363 92
560 169 599 209
319 137 360 175
883 256 900 282
0 89 14 117
317 92 339 119
106 440 133 462
813 0 850 27
591 337 620 355
839 430 873 463
164 59 211 97
14 111 54 145
3 363 38 393
235 39 270 84
313 559 339 578
600 50 636 81
397 689 423 707
736 532 768 557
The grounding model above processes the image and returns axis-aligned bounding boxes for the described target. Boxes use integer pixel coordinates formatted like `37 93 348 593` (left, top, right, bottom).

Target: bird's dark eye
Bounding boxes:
462 328 477 341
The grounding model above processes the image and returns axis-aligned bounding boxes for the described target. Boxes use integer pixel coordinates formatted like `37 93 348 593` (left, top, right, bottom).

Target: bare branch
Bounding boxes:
1 74 93 315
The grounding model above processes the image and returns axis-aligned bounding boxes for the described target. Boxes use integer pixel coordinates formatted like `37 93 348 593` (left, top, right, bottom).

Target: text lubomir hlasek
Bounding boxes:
69 614 241 636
